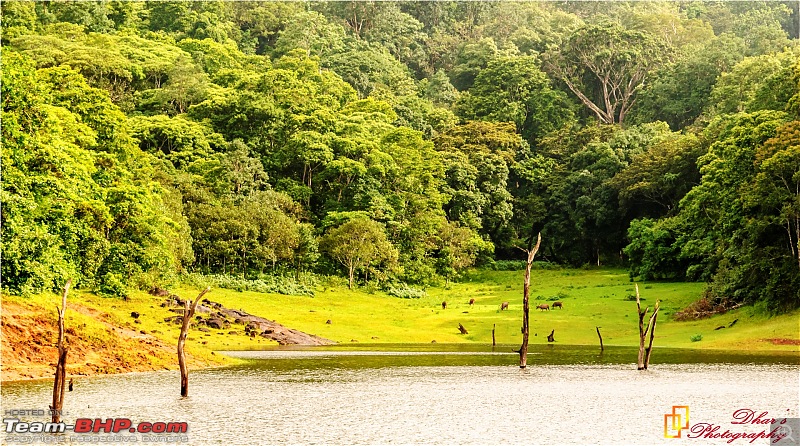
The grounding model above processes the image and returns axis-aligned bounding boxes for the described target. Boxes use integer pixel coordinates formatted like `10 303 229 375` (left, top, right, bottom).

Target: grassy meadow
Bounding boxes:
179 267 798 352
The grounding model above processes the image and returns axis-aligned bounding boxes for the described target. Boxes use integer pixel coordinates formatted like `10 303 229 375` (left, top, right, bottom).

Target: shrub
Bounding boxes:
547 292 569 301
386 284 427 299
690 334 703 342
485 260 560 271
99 272 127 298
188 273 316 297
674 298 741 321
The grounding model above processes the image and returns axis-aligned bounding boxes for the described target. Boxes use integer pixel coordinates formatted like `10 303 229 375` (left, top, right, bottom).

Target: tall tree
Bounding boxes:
321 218 397 289
456 55 574 144
544 21 666 124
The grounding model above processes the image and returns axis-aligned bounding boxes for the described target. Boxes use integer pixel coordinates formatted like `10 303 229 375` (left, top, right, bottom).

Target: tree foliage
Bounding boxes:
3 1 798 312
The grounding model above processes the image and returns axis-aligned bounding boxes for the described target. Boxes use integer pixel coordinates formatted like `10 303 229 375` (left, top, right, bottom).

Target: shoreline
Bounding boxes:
4 341 797 384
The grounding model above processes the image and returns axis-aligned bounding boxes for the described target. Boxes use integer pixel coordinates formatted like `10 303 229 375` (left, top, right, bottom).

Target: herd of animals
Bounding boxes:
440 297 563 342
441 299 564 311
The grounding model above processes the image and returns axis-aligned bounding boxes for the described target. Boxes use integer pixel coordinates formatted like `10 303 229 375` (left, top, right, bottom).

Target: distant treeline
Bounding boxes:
1 1 798 311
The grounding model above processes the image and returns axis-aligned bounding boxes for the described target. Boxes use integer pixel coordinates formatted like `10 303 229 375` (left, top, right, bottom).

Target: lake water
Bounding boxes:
2 344 798 445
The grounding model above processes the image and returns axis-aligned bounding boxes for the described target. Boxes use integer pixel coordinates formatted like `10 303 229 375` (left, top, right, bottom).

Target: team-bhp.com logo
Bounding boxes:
664 405 690 438
3 417 188 434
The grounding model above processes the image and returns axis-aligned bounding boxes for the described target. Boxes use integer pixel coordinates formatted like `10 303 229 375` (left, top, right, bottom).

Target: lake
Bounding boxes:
2 344 798 445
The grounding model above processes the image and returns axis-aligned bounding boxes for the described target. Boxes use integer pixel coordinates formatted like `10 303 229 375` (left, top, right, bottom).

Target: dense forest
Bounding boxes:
2 1 799 312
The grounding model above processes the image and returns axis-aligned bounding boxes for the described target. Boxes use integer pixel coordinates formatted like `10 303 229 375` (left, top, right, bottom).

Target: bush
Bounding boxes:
386 283 427 299
547 292 569 301
488 260 527 271
674 298 741 321
486 260 560 271
690 334 703 342
98 272 127 298
319 274 348 290
188 273 316 297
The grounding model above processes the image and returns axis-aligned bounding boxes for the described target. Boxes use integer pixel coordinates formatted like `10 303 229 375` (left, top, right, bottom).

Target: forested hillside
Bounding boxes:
2 1 798 312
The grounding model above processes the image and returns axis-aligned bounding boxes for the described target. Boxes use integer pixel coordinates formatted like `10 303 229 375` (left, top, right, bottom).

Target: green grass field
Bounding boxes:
173 267 799 352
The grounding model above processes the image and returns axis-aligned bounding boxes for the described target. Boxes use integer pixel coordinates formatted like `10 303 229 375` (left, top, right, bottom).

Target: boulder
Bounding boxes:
195 305 211 314
148 287 170 297
206 318 228 330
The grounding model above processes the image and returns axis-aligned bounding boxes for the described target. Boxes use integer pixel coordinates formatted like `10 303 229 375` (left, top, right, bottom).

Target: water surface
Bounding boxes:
2 345 797 445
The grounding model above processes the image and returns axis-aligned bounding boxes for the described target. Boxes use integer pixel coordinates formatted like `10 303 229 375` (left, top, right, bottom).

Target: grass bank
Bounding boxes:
196 267 798 351
2 267 797 381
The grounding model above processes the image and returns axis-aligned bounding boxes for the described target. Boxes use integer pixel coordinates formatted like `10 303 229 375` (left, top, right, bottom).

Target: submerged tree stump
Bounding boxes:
178 287 211 397
635 284 659 370
596 326 604 351
50 279 71 423
517 232 542 369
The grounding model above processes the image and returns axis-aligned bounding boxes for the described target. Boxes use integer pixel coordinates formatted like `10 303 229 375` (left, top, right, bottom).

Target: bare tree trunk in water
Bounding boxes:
635 284 659 370
596 326 604 351
51 280 71 423
178 287 211 397
518 233 542 369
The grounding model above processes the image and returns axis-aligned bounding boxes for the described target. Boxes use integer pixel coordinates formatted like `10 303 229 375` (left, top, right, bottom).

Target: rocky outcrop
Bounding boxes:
162 298 335 346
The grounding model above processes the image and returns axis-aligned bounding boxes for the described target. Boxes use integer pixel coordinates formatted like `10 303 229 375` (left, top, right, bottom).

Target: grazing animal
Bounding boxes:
442 301 447 310
552 301 563 309
536 304 550 311
469 298 475 306
500 302 509 311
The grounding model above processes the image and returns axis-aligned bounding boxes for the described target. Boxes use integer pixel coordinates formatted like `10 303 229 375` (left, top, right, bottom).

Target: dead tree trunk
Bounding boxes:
644 301 659 369
596 326 604 351
635 284 659 370
50 279 71 423
178 287 211 397
517 233 542 369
